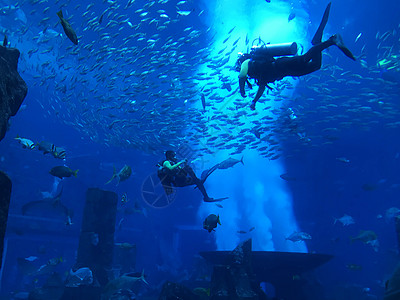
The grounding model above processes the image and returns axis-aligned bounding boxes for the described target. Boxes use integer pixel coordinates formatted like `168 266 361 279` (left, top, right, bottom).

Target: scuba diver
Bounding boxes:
236 2 356 110
157 150 225 202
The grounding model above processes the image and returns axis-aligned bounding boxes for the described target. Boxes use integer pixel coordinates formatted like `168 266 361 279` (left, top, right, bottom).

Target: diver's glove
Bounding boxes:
239 77 247 97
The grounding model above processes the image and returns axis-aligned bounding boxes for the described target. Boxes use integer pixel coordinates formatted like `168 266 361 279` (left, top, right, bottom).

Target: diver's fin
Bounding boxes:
204 197 229 203
56 10 63 19
311 2 331 45
331 34 356 61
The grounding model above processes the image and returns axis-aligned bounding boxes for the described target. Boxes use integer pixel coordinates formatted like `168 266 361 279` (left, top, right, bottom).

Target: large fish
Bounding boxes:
201 156 244 182
21 187 73 224
56 10 78 45
106 165 132 185
216 156 244 170
102 271 148 299
203 214 221 233
49 166 78 179
285 231 312 242
351 230 379 252
15 137 35 149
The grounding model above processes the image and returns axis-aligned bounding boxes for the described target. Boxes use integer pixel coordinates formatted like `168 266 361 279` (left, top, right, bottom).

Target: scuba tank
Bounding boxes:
250 42 298 59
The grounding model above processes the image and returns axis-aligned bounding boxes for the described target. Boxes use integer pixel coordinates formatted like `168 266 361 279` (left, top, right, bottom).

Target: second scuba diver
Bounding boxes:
236 2 356 110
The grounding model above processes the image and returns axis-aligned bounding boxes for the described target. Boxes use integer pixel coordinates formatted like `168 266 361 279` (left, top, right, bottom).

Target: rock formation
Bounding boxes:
0 45 28 141
0 44 27 270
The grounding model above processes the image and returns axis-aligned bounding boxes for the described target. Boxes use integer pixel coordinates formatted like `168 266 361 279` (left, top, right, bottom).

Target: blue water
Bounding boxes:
0 0 400 299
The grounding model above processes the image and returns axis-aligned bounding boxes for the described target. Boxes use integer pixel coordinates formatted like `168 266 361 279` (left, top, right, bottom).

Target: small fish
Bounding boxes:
201 93 206 111
56 10 78 45
193 287 210 297
65 215 73 226
49 166 78 179
385 207 400 221
279 173 296 181
334 214 355 226
285 231 312 242
346 264 363 271
125 0 135 9
216 156 244 170
336 157 350 163
15 137 35 149
103 270 148 298
288 12 295 22
37 141 55 154
351 230 377 244
36 257 64 275
251 128 261 139
203 214 221 233
177 10 192 16
215 203 223 208
106 165 132 185
362 183 378 191
43 256 63 268
52 146 67 159
237 230 247 234
121 192 129 203
248 226 255 232
355 33 362 43
367 239 380 252
25 256 38 262
99 10 106 24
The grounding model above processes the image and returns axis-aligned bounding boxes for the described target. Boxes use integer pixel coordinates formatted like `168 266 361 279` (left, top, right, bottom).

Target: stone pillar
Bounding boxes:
0 171 11 270
395 216 400 253
74 188 118 286
384 216 400 300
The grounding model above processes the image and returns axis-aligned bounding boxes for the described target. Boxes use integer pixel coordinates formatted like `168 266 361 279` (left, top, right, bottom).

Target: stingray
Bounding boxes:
21 187 72 220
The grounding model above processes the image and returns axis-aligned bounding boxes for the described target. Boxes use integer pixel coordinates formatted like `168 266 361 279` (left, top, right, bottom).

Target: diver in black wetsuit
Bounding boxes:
236 2 356 110
157 150 219 202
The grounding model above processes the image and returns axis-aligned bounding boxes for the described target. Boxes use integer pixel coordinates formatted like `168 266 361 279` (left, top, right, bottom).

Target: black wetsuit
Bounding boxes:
247 43 328 85
240 2 355 110
159 159 210 199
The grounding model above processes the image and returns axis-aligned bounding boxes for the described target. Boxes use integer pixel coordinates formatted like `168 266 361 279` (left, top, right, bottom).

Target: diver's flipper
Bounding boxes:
201 164 220 183
204 197 229 203
331 34 356 61
311 2 331 45
200 169 210 181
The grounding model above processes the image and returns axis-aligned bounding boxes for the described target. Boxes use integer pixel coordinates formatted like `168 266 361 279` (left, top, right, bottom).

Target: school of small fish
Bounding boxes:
1 0 399 165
